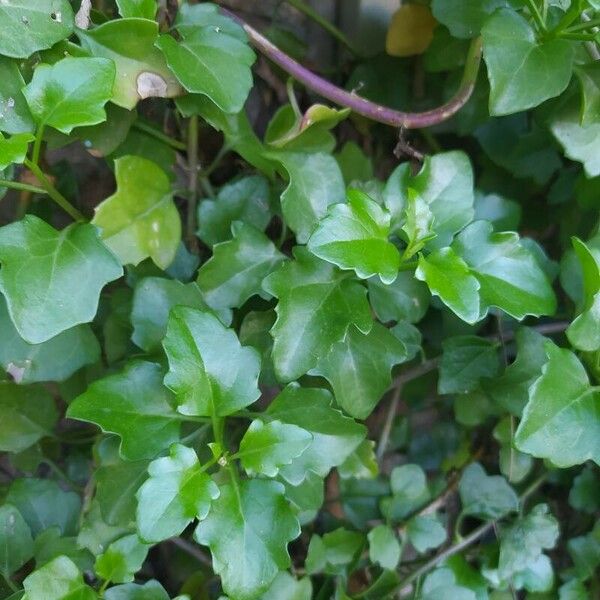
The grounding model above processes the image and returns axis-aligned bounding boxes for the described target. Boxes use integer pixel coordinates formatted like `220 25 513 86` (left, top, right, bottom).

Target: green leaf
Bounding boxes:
401 189 436 260
567 522 600 581
263 248 372 381
157 4 255 113
197 175 272 247
439 336 501 394
482 9 574 115
422 569 477 600
498 504 559 579
515 342 600 467
0 382 57 452
368 524 401 569
305 528 365 575
0 504 34 578
68 361 180 460
308 189 400 283
130 277 229 353
384 151 475 247
259 571 312 600
569 465 600 513
575 62 600 127
271 151 346 244
136 443 219 543
95 534 149 584
309 323 407 419
458 462 518 520
0 1 74 59
406 515 447 553
116 0 157 19
163 307 261 417
266 384 366 485
0 296 100 384
0 57 34 134
92 156 181 270
0 132 33 170
197 222 284 310
382 464 430 521
77 19 181 110
194 478 300 600
23 57 115 134
416 247 480 324
431 0 507 38
0 215 123 344
22 556 96 600
494 418 534 484
7 478 81 537
453 220 556 321
338 440 378 480
559 579 589 600
104 581 169 600
238 419 312 477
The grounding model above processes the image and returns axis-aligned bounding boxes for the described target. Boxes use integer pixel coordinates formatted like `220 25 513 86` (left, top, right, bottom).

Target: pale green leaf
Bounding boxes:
407 515 447 553
368 524 400 569
95 535 148 584
23 556 96 600
116 0 157 19
0 504 34 578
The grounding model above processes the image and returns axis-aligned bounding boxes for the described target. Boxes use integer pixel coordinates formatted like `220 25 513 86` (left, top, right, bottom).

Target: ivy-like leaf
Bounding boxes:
515 342 600 467
104 581 170 600
0 504 34 578
260 572 312 600
116 0 157 19
238 419 312 477
23 57 115 134
308 189 400 283
92 156 181 270
68 361 181 461
407 515 447 553
197 222 285 310
136 443 219 543
482 9 574 115
306 528 365 575
575 63 600 127
0 132 34 170
368 524 401 569
95 534 149 584
263 248 372 381
162 307 261 417
309 323 407 419
267 384 366 485
0 1 75 59
157 4 255 113
0 57 34 134
0 215 123 344
22 556 96 600
194 478 300 600
382 464 430 521
431 0 507 38
368 271 430 324
77 19 181 109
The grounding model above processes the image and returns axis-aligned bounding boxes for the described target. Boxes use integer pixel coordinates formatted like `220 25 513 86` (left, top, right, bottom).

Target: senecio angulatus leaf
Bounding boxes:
0 0 597 598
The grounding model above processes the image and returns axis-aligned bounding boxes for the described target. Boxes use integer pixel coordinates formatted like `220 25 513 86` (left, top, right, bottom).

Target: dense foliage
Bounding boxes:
1 0 600 599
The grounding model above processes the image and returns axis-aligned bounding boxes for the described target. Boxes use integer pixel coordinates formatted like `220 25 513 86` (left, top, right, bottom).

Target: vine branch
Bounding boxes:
219 6 483 129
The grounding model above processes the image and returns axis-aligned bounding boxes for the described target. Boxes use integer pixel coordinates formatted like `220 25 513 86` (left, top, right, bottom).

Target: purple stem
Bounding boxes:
221 7 483 129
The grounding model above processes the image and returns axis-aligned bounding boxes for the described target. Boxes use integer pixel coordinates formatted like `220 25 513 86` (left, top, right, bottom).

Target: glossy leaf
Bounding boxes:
116 0 157 19
575 62 600 126
22 556 96 600
368 271 430 324
68 361 180 460
92 156 181 270
104 581 169 600
431 0 507 38
95 534 148 584
194 478 300 600
260 572 312 600
136 443 219 543
0 132 33 170
0 215 123 344
0 57 34 134
23 57 115 134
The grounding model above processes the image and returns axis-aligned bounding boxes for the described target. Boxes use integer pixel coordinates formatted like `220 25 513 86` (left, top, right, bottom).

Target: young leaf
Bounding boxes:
136 443 219 543
266 384 366 485
194 478 300 600
498 504 559 579
238 419 312 477
382 464 430 521
68 361 181 461
263 248 372 381
0 1 74 59
95 535 148 584
515 342 600 467
23 57 115 133
77 19 181 109
407 515 447 553
116 0 157 19
197 175 271 247
482 9 574 115
0 504 34 578
459 463 518 520
305 528 365 575
271 151 346 244
0 132 34 170
196 222 285 310
309 323 407 419
162 307 261 417
368 524 401 569
130 277 229 353
416 247 480 324
308 189 400 283
0 215 123 344
401 189 436 260
0 382 57 452
22 556 96 600
0 57 34 134
157 4 255 114
92 156 181 270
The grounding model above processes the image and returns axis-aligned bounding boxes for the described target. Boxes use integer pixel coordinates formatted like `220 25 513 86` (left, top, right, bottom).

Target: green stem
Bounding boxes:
31 124 45 167
525 0 546 32
186 115 199 252
284 0 360 56
287 78 302 119
559 32 597 41
133 120 187 151
98 579 110 597
0 179 48 196
24 159 85 221
398 259 419 272
566 17 600 32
